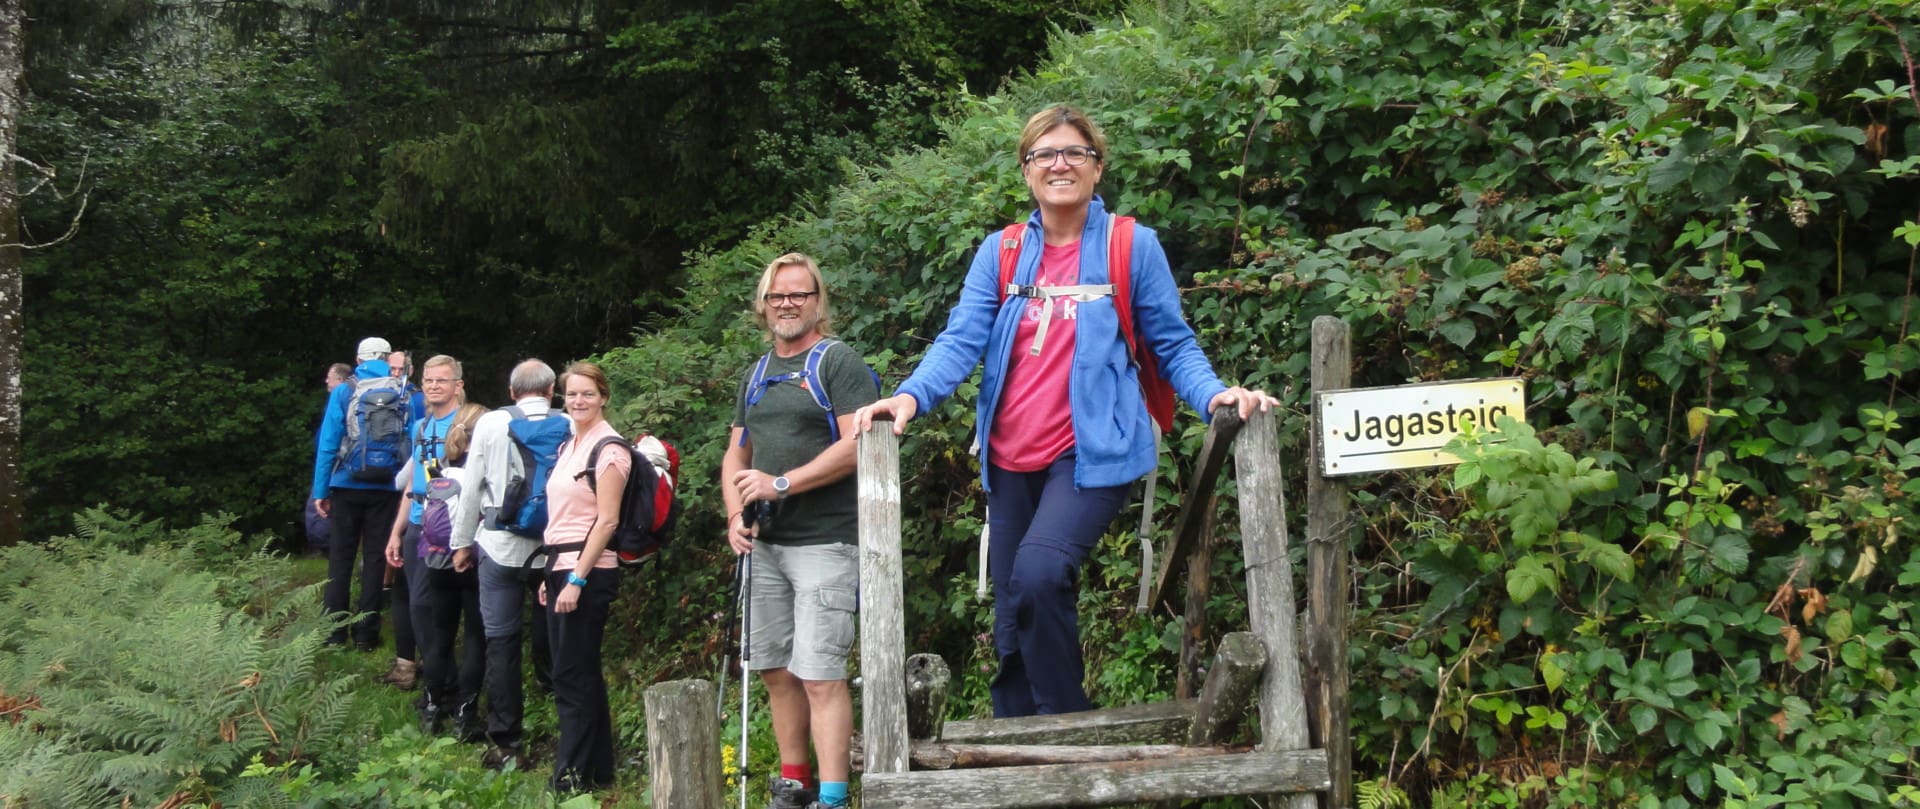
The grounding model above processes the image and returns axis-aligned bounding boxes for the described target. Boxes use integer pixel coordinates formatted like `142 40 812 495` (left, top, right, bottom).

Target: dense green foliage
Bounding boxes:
17 0 1119 542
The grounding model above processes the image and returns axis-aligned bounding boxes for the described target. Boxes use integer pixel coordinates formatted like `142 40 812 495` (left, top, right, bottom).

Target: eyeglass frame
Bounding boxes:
1022 145 1102 168
762 290 820 307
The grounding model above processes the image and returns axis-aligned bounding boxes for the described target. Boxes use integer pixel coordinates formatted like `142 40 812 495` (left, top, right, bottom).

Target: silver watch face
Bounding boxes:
773 475 790 493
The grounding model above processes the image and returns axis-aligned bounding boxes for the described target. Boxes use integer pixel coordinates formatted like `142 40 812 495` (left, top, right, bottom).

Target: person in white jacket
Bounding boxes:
449 359 559 769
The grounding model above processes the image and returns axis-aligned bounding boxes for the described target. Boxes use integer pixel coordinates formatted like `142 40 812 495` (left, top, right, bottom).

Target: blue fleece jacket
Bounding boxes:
895 197 1228 490
311 359 414 499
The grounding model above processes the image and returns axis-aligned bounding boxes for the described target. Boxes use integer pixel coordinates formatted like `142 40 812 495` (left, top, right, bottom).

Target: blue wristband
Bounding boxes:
567 572 589 588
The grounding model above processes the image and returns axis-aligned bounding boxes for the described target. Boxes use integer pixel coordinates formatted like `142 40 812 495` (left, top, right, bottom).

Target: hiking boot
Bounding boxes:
419 697 446 736
453 700 486 743
767 776 816 809
378 658 418 690
482 745 528 771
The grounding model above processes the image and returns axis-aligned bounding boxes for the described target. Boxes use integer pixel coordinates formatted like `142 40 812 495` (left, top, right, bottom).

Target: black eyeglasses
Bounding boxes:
1023 146 1100 167
763 290 819 306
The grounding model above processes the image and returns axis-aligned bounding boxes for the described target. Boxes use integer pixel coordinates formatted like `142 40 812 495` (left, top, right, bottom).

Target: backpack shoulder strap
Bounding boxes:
743 351 779 408
738 351 778 447
1106 213 1175 434
804 339 843 442
996 223 1026 302
802 339 838 408
580 435 630 493
1109 212 1139 356
503 405 526 421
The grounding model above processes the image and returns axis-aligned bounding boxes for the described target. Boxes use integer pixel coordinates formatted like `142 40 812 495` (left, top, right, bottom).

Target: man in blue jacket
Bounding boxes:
313 337 414 649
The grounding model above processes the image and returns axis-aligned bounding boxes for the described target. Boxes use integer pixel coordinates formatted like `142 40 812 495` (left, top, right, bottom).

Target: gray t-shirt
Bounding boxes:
732 339 881 546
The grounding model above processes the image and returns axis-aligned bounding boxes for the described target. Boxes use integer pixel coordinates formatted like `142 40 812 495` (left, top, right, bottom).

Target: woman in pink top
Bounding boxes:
538 361 629 794
857 105 1279 717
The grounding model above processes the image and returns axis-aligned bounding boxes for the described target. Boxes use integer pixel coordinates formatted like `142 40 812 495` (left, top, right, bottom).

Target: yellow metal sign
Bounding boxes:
1316 378 1527 476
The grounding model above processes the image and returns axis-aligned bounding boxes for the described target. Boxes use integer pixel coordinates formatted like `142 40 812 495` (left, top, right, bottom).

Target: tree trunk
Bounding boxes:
0 0 24 547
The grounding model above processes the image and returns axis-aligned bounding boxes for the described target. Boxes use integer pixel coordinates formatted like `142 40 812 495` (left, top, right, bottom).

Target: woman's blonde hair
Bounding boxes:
443 403 489 467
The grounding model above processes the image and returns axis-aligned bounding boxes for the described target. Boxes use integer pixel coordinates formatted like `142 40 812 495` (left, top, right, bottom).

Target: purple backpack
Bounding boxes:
418 474 462 569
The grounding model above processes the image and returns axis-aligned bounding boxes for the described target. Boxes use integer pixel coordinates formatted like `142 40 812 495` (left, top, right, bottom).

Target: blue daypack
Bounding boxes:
487 406 571 537
339 375 410 483
739 339 881 446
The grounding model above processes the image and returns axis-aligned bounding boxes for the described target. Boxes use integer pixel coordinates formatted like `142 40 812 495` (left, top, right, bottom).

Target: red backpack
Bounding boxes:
995 213 1176 434
580 433 681 568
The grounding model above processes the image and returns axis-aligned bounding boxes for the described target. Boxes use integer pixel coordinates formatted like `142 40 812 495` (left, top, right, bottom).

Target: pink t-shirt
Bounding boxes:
544 418 630 571
991 240 1081 472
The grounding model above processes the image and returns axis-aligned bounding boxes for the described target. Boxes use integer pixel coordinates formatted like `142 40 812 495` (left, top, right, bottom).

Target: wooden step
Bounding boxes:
861 748 1330 808
939 700 1197 746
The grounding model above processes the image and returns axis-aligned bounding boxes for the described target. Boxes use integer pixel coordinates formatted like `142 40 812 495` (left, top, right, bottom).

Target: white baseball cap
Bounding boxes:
356 337 392 361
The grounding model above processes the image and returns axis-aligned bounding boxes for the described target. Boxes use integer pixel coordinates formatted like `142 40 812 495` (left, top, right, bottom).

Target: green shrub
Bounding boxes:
0 510 353 808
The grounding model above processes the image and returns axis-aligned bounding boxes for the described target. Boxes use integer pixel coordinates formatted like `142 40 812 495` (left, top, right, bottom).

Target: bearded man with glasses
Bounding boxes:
720 252 881 809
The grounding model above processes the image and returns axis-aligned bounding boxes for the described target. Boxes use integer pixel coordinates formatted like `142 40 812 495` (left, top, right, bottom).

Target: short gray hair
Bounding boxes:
509 359 556 399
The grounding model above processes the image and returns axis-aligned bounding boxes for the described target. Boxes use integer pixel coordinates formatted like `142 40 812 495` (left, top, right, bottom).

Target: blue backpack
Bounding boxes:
487 406 571 537
339 375 411 483
739 339 880 445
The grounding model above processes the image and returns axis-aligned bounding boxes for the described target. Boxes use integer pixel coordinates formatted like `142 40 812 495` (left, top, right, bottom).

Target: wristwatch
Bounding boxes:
772 475 790 499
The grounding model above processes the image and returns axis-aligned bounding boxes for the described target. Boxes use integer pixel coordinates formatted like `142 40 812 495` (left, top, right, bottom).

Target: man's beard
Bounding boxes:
772 313 817 340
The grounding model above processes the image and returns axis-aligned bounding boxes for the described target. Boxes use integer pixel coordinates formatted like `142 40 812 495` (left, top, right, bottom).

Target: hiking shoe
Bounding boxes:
419 698 446 736
768 776 816 809
378 658 418 690
453 700 486 743
803 802 850 809
482 745 527 771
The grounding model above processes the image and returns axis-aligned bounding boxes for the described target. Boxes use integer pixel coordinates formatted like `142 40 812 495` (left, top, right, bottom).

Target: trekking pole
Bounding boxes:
737 547 752 809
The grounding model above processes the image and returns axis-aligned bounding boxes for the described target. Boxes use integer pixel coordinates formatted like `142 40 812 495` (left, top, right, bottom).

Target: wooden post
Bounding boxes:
1235 408 1318 809
1307 316 1353 809
1148 409 1244 611
645 679 723 809
857 418 909 774
1190 631 1268 746
1175 499 1218 700
905 653 950 740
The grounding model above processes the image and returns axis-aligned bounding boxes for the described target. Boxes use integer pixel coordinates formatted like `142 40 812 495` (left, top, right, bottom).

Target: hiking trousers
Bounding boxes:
985 455 1129 717
427 564 486 710
394 521 435 663
324 487 402 646
477 555 553 750
545 569 618 792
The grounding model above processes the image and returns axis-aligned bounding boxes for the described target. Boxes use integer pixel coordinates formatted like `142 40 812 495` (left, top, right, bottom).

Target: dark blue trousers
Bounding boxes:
986 455 1129 717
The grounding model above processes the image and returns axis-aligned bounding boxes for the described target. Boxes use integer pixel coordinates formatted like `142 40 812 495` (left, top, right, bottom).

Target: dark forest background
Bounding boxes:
17 0 1120 541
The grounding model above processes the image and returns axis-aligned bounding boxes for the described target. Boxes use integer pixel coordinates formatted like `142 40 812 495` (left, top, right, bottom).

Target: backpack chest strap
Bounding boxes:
1003 283 1116 356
